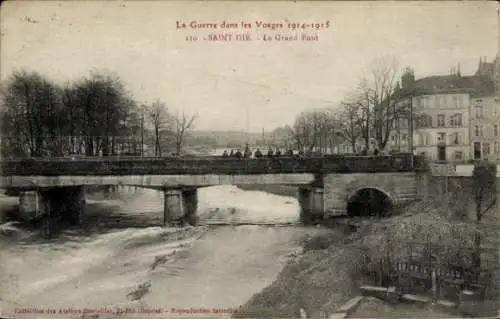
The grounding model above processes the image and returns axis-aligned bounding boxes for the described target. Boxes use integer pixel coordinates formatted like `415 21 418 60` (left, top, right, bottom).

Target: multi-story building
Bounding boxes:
390 69 473 161
469 56 500 162
389 59 497 162
470 96 500 161
412 91 471 161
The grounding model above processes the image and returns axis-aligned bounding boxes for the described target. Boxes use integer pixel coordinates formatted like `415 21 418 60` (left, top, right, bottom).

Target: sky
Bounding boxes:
1 1 498 132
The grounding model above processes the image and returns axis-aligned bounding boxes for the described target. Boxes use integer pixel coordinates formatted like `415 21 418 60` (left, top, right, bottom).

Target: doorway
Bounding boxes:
437 144 447 161
473 142 481 160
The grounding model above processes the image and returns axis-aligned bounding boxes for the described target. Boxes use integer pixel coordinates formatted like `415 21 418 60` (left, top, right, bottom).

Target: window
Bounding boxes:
495 142 500 154
475 105 483 118
486 125 493 138
454 151 464 161
402 133 407 141
415 97 422 108
417 114 432 128
437 132 446 143
423 96 429 108
423 133 430 145
450 113 462 126
494 124 498 137
475 125 481 137
437 114 445 127
450 132 462 145
419 133 429 146
452 95 458 107
482 143 490 156
491 104 497 118
440 96 446 107
400 118 408 129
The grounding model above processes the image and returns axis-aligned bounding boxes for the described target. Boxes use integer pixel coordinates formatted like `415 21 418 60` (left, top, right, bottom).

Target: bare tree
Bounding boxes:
1 70 154 158
370 56 401 150
337 101 362 153
271 125 295 149
1 70 63 157
289 109 339 153
340 80 375 151
172 111 198 155
292 111 316 152
143 99 171 156
338 57 403 152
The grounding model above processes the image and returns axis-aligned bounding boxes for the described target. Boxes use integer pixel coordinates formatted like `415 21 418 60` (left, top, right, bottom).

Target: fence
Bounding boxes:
359 241 499 303
0 154 426 176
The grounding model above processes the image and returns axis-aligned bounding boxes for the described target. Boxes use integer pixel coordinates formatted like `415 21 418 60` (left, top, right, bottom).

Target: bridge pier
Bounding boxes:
182 188 198 226
298 187 324 224
163 188 198 226
65 186 86 225
39 186 85 239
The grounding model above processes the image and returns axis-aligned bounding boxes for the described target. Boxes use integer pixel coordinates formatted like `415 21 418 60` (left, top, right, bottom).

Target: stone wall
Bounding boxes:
0 173 317 189
323 172 419 216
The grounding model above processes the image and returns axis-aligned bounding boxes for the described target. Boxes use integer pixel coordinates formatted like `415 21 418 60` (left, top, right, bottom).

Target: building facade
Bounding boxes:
389 58 498 162
389 73 473 161
412 92 471 161
469 96 500 161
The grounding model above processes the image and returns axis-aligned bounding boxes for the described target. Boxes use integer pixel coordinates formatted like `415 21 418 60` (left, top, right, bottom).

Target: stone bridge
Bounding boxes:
0 154 428 237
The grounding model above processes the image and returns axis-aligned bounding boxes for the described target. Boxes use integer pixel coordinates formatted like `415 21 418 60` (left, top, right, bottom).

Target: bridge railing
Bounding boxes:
0 154 426 176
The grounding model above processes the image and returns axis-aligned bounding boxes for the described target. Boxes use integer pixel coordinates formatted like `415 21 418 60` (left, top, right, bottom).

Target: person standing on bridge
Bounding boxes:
267 147 274 157
222 150 229 157
244 144 252 158
234 149 243 159
254 148 263 158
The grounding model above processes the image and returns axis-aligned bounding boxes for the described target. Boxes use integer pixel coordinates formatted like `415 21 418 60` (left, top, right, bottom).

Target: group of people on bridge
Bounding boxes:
221 146 305 159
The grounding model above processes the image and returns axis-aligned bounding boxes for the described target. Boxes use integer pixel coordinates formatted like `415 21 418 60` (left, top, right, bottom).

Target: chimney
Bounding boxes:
457 63 461 76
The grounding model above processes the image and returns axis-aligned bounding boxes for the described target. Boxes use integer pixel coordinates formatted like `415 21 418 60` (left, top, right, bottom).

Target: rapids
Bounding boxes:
0 185 330 318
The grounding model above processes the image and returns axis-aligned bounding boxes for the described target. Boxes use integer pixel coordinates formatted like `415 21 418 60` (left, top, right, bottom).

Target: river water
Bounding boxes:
0 186 331 318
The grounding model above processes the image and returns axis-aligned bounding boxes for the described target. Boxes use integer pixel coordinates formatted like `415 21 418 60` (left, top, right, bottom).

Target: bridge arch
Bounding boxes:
346 187 394 217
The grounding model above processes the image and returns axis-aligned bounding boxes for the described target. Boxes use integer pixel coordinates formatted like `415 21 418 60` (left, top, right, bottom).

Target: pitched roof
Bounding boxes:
398 74 495 97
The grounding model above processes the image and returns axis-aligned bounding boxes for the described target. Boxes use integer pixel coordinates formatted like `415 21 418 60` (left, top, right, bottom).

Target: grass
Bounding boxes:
234 184 500 318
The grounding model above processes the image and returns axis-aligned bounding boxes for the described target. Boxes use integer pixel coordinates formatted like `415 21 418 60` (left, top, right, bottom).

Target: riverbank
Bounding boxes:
235 198 500 318
233 216 455 318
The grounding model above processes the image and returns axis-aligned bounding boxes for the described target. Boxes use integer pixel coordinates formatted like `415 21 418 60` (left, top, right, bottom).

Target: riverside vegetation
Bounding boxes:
235 161 499 318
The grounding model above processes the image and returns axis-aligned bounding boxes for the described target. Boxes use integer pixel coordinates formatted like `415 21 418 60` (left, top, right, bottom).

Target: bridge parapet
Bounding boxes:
1 154 427 176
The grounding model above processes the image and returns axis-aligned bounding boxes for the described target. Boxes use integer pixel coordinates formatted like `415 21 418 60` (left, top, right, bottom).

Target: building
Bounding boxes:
390 68 473 161
470 96 500 161
389 59 497 162
469 57 500 162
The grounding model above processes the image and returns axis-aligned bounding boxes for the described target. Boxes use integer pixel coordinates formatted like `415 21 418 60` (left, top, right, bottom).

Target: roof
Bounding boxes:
398 75 496 98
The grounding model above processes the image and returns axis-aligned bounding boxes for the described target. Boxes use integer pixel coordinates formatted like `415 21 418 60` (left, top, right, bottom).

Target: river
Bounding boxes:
0 185 331 318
